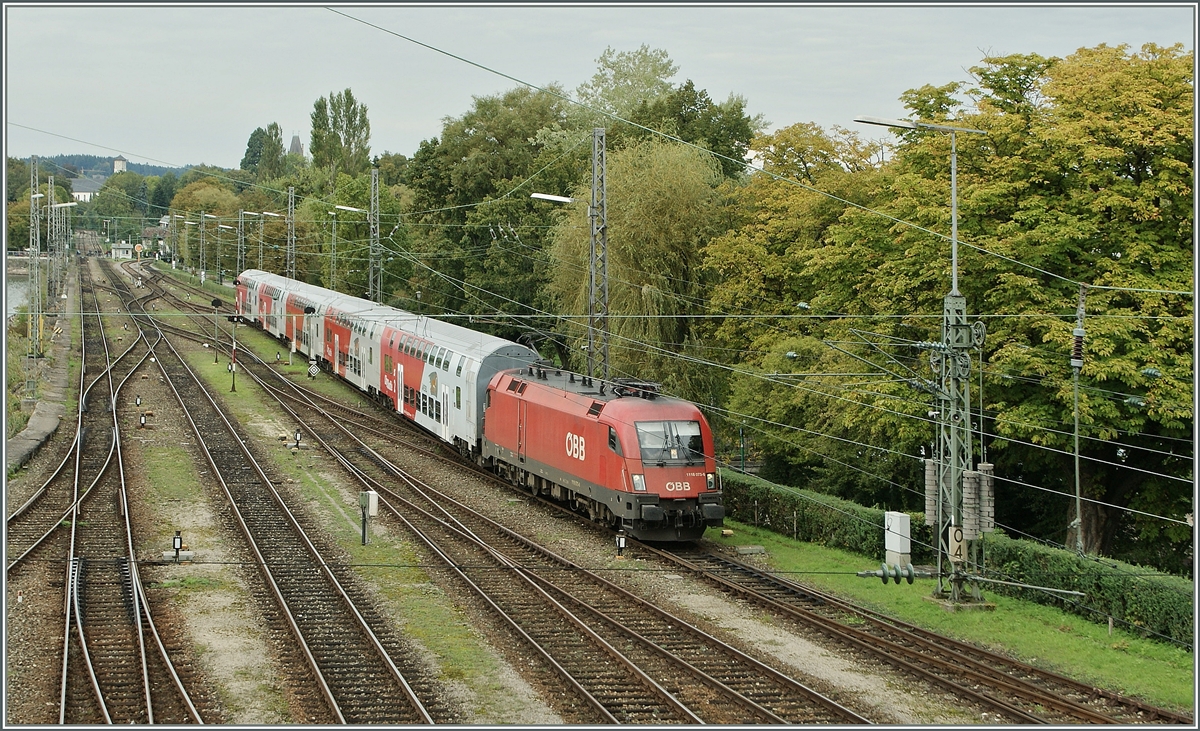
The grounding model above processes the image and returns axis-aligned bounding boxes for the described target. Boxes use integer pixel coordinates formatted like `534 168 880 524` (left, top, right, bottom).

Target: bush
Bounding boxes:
721 470 935 563
983 531 1193 646
720 469 1194 647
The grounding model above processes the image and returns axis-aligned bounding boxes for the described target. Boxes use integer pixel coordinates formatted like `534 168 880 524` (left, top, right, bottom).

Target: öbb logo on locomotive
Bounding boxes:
565 432 586 461
235 269 724 541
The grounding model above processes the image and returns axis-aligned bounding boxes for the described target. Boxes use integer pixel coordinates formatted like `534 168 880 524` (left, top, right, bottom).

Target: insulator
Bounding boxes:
962 471 980 540
924 459 938 526
1071 327 1085 367
978 463 995 533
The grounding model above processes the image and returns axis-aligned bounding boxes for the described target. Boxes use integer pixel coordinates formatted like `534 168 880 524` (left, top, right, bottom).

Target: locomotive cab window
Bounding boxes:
635 421 704 465
608 427 623 456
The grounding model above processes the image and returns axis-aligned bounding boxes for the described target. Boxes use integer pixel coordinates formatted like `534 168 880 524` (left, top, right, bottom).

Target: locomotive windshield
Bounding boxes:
635 420 704 465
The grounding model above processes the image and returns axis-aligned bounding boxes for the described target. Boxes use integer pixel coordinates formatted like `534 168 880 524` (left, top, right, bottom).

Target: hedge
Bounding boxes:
720 469 1194 647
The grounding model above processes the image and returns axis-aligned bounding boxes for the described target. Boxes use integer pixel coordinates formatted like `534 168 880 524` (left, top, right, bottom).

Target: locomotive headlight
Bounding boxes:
706 472 716 490
632 474 647 492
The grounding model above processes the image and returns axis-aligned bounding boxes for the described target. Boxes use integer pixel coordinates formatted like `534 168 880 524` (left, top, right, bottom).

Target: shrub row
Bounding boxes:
720 470 1193 647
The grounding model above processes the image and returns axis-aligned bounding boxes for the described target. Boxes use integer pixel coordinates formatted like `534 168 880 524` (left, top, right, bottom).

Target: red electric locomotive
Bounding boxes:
482 366 723 541
235 269 723 541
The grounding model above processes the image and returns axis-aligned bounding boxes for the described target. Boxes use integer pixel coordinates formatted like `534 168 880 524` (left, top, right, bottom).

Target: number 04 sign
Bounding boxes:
948 526 965 563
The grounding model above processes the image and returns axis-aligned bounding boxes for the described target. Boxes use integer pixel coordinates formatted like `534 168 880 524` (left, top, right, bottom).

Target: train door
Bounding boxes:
517 399 527 463
396 363 404 413
464 364 476 428
334 334 342 376
441 386 450 441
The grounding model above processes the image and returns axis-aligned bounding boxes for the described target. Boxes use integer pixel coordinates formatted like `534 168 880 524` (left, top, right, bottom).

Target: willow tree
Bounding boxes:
546 139 729 401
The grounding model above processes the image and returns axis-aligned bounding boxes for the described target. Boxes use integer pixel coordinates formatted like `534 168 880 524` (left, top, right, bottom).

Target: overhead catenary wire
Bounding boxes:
367 237 1194 529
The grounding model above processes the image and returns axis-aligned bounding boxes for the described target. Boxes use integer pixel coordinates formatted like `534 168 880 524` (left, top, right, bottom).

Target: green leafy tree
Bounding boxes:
771 44 1192 567
241 127 267 173
148 171 177 218
257 123 286 182
629 80 764 177
547 138 729 394
310 88 371 182
403 85 578 343
575 45 678 119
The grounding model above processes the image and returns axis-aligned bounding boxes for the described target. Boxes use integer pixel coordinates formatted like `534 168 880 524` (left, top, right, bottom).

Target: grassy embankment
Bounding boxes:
709 521 1194 712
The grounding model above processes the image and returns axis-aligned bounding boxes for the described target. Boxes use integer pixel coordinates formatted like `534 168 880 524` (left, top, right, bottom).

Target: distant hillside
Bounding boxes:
39 154 188 178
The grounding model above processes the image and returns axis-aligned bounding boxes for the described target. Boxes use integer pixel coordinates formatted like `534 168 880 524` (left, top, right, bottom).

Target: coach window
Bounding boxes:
434 398 441 423
442 350 452 371
369 347 373 365
455 386 461 409
456 355 466 377
436 347 447 369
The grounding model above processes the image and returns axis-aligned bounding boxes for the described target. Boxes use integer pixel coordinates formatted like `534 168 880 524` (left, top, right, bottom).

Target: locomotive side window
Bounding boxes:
635 421 704 464
608 427 623 456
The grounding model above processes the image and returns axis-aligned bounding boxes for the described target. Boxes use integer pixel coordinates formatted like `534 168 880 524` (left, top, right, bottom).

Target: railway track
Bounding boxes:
225 337 871 724
652 545 1195 725
29 259 204 724
108 260 447 725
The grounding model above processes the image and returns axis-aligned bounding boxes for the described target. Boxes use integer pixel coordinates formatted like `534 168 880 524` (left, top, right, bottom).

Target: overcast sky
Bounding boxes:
5 3 1194 171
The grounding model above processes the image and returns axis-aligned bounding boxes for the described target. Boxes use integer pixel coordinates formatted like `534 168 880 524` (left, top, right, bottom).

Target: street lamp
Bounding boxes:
241 211 258 274
211 298 222 363
230 309 238 392
261 211 282 272
854 116 986 295
530 193 575 204
217 224 234 284
184 220 198 272
855 114 988 603
332 205 365 292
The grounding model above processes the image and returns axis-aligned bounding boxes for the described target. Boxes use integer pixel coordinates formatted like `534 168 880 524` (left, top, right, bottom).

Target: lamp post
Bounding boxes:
328 211 338 290
856 115 988 603
217 224 234 284
28 191 44 365
261 211 282 271
184 220 198 272
49 201 77 304
211 298 221 363
334 205 365 293
201 213 218 283
241 211 258 273
230 309 238 392
171 215 184 268
529 129 607 379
